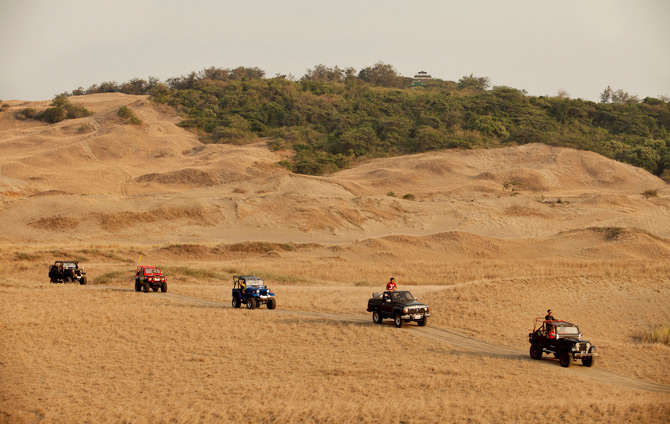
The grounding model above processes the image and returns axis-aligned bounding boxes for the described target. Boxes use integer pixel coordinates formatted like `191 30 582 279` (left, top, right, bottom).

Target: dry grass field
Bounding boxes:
1 94 669 423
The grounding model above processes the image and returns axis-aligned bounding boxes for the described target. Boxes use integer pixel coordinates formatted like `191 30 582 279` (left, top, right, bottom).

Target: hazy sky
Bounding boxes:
1 0 668 101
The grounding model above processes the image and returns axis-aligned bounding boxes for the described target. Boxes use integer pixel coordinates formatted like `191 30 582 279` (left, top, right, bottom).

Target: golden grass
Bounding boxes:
1 242 669 423
1 279 669 424
637 326 670 346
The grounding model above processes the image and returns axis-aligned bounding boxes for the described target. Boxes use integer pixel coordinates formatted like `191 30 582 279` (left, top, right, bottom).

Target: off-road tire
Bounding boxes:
418 316 428 327
135 282 141 292
372 310 383 324
80 277 87 285
267 298 276 309
246 297 256 310
529 344 542 360
161 282 167 293
559 351 572 368
582 346 596 367
50 278 57 284
394 314 404 328
232 295 241 308
143 281 150 293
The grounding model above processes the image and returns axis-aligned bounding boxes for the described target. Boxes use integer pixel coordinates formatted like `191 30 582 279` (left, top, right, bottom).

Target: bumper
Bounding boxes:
400 313 431 321
573 352 599 358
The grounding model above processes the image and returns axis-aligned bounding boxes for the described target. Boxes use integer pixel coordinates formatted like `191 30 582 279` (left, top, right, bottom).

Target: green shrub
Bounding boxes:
402 193 416 201
278 160 293 171
117 106 142 125
16 108 37 119
642 189 658 198
34 95 93 123
40 107 67 123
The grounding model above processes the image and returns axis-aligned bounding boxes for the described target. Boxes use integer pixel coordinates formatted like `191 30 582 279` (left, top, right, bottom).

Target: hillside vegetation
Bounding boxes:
60 64 670 177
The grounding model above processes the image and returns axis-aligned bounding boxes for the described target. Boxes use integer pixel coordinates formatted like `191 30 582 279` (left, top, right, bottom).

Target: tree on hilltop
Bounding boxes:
358 62 404 87
458 74 491 92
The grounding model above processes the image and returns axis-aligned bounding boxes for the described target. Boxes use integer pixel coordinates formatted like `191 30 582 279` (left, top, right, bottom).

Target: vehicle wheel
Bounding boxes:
246 297 256 310
559 351 572 368
143 282 150 293
267 298 276 309
50 278 56 284
418 316 428 327
372 310 383 324
232 295 241 308
394 314 404 328
80 277 87 285
64 277 71 284
529 344 542 360
161 282 167 293
582 346 596 367
135 282 141 292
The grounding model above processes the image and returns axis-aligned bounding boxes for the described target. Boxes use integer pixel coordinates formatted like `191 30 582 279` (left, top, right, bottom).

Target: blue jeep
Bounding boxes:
231 275 276 310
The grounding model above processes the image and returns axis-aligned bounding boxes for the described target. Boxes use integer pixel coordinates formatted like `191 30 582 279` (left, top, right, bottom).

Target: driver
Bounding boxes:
386 277 397 291
545 309 555 321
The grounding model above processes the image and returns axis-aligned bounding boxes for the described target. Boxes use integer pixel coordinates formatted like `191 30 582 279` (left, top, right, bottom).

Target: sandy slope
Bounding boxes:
1 94 669 423
1 94 668 246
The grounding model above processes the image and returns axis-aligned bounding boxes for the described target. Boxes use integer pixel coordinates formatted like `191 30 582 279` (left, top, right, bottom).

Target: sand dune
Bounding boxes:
1 94 668 423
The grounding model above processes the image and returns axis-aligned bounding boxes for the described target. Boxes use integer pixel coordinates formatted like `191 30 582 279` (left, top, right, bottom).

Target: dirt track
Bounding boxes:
107 287 670 395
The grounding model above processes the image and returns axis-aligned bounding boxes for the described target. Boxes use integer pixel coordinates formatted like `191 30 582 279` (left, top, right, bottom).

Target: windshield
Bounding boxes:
63 263 77 269
144 267 161 274
556 326 579 335
244 278 264 288
391 291 415 302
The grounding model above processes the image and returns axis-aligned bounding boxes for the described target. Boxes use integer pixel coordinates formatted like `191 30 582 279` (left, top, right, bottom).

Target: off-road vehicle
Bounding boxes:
135 266 167 293
231 275 276 309
367 290 430 327
528 318 598 367
49 261 87 285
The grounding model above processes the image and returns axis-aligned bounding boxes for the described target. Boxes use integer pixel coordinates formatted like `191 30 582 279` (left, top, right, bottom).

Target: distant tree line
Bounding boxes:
57 64 670 179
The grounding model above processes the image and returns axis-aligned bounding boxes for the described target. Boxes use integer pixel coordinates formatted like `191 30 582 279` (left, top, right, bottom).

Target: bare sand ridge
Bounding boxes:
1 94 669 423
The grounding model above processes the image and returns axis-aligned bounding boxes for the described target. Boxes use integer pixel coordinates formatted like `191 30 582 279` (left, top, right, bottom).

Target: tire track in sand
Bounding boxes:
101 287 670 394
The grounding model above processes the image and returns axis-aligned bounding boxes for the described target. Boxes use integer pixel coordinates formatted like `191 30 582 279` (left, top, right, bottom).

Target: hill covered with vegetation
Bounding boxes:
64 63 670 179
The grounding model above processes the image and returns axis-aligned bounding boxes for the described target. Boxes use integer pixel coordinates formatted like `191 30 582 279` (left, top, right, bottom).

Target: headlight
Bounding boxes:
403 308 408 314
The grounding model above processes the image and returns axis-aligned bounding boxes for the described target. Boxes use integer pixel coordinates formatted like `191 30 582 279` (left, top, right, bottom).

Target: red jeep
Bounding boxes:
135 266 167 293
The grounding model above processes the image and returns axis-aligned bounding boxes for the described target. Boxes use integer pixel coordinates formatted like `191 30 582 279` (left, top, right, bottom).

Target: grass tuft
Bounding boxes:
94 271 127 284
636 326 670 346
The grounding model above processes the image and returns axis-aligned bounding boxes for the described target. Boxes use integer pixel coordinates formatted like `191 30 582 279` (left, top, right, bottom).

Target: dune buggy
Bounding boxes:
231 275 276 309
528 318 598 367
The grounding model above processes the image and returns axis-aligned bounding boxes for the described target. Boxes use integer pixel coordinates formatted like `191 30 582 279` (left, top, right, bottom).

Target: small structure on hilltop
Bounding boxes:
411 71 432 87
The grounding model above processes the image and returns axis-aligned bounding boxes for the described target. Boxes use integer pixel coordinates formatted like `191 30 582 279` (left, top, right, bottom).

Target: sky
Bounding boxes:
1 0 669 101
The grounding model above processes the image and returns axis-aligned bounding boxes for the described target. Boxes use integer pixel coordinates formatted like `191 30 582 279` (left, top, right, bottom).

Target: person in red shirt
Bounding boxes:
386 277 397 291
